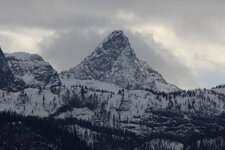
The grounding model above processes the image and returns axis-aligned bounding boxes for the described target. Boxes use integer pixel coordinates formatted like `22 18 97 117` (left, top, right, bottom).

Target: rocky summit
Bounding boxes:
60 30 179 92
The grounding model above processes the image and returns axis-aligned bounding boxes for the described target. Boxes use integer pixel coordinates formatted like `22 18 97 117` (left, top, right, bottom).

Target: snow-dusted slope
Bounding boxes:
60 30 179 93
0 48 25 91
0 88 62 117
6 52 61 93
56 84 225 136
61 78 121 92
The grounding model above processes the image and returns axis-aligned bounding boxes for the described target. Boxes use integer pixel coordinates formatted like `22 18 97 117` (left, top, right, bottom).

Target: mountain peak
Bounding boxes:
107 30 126 40
60 30 179 92
110 30 125 36
94 30 136 61
98 30 130 51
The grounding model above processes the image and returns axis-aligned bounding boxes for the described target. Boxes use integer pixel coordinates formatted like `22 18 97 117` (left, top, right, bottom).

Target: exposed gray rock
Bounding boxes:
0 48 25 92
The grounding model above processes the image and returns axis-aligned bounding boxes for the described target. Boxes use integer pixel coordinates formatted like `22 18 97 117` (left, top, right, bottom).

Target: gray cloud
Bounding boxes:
1 0 225 30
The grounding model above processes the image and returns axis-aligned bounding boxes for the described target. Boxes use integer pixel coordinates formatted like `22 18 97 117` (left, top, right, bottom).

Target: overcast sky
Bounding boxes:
1 0 225 89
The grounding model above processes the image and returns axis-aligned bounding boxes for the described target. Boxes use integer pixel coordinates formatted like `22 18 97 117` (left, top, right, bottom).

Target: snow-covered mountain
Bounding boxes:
0 30 225 150
60 30 179 93
6 52 61 93
0 48 25 92
0 31 224 132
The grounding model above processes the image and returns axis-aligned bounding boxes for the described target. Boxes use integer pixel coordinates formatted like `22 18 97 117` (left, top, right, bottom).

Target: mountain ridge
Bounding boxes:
6 52 61 93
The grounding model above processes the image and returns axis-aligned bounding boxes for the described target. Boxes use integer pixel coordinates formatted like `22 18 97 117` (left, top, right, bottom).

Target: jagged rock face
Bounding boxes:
6 52 61 92
0 48 25 91
60 30 178 92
